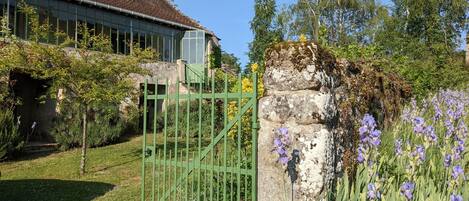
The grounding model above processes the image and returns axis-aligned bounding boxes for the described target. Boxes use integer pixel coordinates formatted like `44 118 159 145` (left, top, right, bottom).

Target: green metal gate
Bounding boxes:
141 73 259 201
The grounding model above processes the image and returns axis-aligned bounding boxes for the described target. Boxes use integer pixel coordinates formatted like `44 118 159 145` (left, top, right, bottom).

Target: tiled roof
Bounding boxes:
79 0 216 36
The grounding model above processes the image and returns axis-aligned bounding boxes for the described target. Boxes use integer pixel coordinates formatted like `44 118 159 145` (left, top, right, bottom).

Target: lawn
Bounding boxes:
0 135 146 201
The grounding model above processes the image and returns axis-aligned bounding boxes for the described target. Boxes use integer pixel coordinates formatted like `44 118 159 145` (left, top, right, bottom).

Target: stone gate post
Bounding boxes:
258 42 337 201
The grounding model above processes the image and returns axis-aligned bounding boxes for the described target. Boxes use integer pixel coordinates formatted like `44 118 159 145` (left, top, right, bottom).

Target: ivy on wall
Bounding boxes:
208 45 222 69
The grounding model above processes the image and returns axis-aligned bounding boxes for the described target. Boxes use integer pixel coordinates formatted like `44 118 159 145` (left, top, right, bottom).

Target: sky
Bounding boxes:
173 0 466 67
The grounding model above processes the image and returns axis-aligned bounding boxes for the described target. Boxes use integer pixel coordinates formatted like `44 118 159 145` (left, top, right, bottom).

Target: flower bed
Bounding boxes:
333 89 468 200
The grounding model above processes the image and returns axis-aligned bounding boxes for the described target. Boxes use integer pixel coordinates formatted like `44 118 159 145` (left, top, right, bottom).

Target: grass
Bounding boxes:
0 135 148 201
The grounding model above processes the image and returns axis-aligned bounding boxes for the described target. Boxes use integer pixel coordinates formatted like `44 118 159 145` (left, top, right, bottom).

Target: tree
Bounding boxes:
378 0 468 57
248 0 283 74
47 26 151 175
278 0 388 46
221 51 241 73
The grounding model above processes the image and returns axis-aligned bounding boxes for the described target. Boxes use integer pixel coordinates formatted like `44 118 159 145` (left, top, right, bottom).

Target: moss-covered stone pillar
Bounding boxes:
258 42 338 201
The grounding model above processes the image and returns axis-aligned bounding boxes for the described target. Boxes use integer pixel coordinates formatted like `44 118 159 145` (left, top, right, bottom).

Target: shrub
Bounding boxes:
0 109 23 160
332 89 469 200
155 100 223 138
330 43 469 99
52 101 130 150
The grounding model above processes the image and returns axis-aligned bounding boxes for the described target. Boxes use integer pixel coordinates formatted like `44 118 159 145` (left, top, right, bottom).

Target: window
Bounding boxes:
15 7 26 39
48 11 58 44
117 28 125 54
111 27 118 53
164 36 172 62
103 24 110 38
139 32 145 49
125 31 131 54
67 18 76 46
145 33 151 49
2 0 182 60
8 4 15 34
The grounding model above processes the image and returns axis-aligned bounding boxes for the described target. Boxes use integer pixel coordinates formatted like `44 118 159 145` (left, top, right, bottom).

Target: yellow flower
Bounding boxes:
251 63 259 73
299 34 308 43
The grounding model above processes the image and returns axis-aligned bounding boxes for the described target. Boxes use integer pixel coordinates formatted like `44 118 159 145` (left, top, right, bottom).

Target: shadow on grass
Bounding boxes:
6 150 59 163
0 179 114 201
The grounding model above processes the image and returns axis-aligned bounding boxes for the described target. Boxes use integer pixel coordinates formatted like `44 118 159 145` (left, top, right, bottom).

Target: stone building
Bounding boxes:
1 0 219 140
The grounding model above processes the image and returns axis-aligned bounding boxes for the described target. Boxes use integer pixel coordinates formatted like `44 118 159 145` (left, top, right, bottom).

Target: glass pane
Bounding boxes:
67 19 75 43
103 24 110 39
95 23 102 36
49 12 58 44
125 31 130 54
145 33 151 48
140 33 145 49
15 8 26 39
111 28 118 53
182 38 190 62
117 29 124 54
8 5 15 33
58 17 66 43
158 35 163 60
196 38 204 63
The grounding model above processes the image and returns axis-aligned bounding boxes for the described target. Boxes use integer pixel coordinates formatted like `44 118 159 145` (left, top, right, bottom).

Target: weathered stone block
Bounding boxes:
258 119 332 201
259 91 335 124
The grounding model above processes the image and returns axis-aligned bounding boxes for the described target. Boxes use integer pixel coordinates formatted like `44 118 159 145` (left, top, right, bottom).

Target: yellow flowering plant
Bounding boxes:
227 63 264 150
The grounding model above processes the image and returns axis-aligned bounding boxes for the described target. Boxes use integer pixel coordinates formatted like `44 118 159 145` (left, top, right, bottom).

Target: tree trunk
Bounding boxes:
79 105 88 176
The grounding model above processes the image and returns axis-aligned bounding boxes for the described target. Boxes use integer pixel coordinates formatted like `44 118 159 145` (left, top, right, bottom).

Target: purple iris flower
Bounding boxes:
444 154 452 168
412 145 425 162
356 114 382 163
452 142 465 160
357 145 365 163
395 139 403 156
400 182 414 200
273 127 291 165
278 127 288 136
452 165 464 180
367 183 380 200
424 125 438 143
432 97 442 121
450 194 463 201
276 147 286 155
274 138 282 146
445 119 454 138
279 156 289 165
413 117 425 134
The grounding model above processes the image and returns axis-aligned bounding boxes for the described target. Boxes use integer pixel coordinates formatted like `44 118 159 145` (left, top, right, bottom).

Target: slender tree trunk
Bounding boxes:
79 105 88 176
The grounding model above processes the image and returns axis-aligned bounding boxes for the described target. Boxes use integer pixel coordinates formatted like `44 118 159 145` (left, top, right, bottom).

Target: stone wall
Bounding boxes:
127 60 190 111
257 42 410 201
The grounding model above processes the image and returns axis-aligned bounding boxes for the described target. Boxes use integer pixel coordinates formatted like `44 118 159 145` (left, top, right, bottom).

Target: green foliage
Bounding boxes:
332 90 469 200
248 0 283 73
155 100 223 138
388 0 467 51
51 101 131 150
330 43 469 98
277 0 389 45
271 0 468 98
0 109 23 160
208 45 222 69
0 2 152 173
221 51 242 73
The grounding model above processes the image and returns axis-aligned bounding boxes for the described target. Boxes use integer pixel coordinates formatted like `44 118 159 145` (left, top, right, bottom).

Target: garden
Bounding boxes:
1 0 469 201
333 89 469 200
